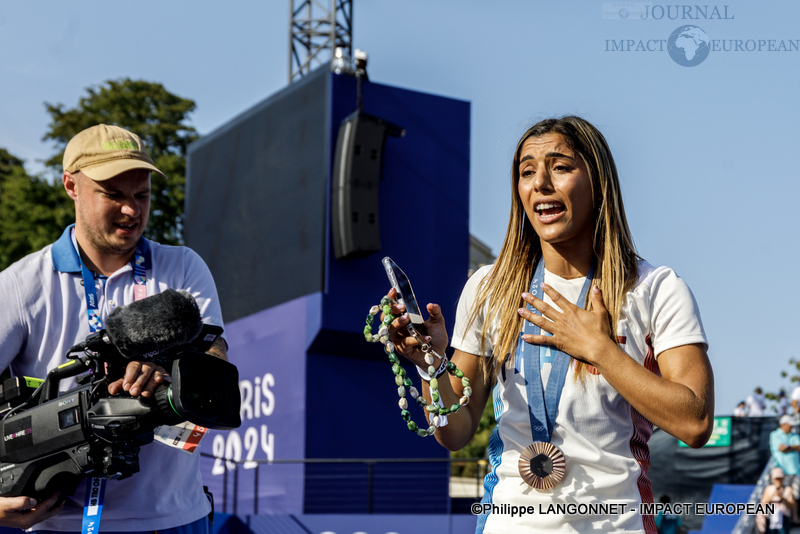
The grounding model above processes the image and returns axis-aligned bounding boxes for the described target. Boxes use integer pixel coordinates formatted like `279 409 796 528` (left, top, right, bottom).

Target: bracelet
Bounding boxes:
416 356 448 381
364 295 472 437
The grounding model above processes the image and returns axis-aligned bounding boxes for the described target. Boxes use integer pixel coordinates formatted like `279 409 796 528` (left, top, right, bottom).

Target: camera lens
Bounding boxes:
165 352 241 430
184 389 221 419
176 359 233 420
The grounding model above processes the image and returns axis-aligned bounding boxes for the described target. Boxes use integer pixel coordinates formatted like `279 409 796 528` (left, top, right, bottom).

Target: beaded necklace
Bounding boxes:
364 295 472 436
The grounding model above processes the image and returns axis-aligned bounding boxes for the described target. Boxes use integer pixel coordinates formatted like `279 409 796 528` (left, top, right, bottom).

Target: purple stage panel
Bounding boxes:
199 293 321 515
189 70 471 516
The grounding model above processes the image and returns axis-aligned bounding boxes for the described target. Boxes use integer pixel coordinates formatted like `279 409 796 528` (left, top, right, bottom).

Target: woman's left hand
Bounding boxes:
518 283 615 366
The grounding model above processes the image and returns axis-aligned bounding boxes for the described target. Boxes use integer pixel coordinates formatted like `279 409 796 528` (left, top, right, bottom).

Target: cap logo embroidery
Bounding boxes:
101 140 137 151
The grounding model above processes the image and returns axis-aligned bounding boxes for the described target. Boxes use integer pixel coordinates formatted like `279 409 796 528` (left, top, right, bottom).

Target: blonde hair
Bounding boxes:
469 117 639 382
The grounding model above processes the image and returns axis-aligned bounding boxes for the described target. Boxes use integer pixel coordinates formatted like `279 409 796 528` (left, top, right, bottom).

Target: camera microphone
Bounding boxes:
104 289 204 360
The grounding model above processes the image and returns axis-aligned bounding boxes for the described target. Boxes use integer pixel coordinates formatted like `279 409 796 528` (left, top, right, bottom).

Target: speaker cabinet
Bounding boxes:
332 112 402 259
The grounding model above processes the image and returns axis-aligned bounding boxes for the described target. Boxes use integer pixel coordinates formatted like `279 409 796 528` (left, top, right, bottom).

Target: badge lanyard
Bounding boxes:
79 243 146 534
519 259 594 444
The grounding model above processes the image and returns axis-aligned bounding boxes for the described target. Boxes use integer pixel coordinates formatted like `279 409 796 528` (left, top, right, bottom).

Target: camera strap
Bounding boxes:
78 243 147 534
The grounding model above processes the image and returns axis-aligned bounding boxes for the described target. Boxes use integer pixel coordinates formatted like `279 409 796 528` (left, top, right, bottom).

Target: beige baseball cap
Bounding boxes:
63 124 167 181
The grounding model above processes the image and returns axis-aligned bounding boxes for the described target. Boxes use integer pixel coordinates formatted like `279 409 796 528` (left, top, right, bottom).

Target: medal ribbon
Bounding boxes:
78 241 146 534
519 258 594 443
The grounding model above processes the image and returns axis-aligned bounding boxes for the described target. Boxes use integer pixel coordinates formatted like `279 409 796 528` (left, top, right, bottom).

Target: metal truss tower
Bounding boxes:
289 0 353 84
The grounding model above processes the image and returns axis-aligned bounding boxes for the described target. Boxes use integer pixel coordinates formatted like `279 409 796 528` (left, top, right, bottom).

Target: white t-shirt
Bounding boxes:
747 393 766 416
451 260 707 534
790 386 800 412
0 226 224 531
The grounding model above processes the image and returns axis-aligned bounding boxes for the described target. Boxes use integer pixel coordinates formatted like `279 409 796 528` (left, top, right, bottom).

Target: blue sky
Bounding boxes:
1 1 798 415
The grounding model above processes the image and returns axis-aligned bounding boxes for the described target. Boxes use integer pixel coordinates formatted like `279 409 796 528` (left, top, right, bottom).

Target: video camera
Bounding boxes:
0 289 241 499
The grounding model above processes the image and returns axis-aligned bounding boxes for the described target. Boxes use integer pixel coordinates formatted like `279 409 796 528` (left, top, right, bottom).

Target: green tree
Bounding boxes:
42 79 198 245
765 358 800 410
0 149 72 270
0 148 24 177
779 359 800 384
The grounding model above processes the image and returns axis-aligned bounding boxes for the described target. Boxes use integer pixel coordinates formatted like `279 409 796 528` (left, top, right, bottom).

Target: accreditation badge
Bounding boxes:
153 422 208 453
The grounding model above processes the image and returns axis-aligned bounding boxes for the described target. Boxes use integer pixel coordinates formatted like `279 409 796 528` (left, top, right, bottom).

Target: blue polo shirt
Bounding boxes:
770 428 800 475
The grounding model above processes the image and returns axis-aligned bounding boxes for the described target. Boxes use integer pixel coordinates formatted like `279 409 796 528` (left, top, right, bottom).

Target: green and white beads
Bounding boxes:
365 295 473 437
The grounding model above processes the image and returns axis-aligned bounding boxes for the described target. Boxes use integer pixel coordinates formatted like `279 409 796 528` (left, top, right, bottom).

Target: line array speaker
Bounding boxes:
331 112 403 259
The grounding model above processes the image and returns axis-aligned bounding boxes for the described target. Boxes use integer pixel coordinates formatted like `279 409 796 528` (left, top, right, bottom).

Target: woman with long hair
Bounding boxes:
388 116 714 533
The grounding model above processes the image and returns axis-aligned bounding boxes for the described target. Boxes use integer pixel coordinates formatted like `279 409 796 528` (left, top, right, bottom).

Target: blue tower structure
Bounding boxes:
184 68 470 517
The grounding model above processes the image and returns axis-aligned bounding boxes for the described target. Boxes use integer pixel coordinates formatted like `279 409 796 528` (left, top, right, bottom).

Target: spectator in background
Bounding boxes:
655 495 684 534
748 387 767 416
734 401 747 417
770 415 800 522
778 391 789 417
791 383 800 414
759 467 795 534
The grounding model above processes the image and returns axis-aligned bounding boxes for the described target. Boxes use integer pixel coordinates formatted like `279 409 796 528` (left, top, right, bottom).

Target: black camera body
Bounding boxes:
0 319 241 499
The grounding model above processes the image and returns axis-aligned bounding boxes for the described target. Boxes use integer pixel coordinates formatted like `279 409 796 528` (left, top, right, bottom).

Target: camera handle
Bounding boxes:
42 357 93 402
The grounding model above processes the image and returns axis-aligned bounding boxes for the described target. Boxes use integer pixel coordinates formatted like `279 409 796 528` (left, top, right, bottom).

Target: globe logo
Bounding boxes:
668 25 711 67
619 8 629 19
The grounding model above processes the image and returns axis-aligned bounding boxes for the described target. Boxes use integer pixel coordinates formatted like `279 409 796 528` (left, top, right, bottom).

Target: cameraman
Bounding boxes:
0 124 227 532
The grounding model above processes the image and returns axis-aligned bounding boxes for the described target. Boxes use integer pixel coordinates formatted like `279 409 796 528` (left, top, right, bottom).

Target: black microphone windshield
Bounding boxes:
105 289 204 360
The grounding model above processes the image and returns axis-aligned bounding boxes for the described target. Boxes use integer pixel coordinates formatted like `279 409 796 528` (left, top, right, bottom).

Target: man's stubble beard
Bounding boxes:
77 204 139 259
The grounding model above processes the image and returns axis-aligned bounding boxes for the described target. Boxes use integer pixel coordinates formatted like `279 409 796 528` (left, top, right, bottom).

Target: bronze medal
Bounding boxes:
518 442 566 489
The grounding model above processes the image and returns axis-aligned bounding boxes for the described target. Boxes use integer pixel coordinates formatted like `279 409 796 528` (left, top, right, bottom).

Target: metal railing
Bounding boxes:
201 454 487 515
732 457 775 534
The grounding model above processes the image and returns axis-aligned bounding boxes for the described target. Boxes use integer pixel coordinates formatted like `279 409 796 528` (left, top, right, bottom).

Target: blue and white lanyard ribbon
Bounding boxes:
518 259 594 443
79 244 146 534
80 246 146 335
80 477 105 534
